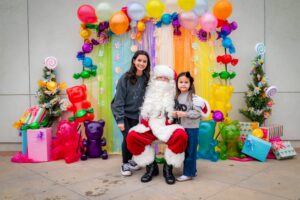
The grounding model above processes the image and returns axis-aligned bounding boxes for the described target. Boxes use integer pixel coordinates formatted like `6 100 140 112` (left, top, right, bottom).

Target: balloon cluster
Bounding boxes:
74 52 97 80
216 55 238 66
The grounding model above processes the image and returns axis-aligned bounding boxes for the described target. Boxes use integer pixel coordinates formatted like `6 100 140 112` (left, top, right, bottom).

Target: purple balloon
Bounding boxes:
82 42 93 53
221 24 232 36
172 19 180 27
212 110 224 122
230 21 238 30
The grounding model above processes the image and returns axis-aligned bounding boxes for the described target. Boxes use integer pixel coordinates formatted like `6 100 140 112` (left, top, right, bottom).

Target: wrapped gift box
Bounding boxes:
242 134 271 162
260 125 283 140
239 122 259 140
272 141 297 160
27 128 52 162
21 130 27 155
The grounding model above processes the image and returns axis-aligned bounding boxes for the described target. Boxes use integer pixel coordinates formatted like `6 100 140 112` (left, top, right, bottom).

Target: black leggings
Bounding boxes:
122 117 139 164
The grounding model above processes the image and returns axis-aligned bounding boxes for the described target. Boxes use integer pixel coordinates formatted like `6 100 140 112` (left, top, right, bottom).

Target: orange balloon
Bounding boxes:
109 11 129 35
213 0 232 20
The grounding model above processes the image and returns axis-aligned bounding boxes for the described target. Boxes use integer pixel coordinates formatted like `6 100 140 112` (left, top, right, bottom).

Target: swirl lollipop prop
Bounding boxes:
255 43 266 56
265 85 277 98
44 57 58 70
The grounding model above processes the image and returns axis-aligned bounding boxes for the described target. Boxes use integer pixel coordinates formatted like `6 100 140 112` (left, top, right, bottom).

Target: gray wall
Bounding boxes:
1 0 299 150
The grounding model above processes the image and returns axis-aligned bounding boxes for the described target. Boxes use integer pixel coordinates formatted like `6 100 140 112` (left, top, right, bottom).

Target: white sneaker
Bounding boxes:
176 175 192 182
128 160 141 171
121 163 132 176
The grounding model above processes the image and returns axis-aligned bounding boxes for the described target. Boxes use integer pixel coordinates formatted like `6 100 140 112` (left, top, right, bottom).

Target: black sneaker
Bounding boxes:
121 163 132 176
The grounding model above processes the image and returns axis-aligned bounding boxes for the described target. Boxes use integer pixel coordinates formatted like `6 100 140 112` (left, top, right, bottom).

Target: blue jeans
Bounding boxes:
183 128 199 177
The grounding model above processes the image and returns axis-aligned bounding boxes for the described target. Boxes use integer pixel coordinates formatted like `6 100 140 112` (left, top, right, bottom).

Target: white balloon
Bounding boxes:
193 0 208 16
165 0 181 13
127 2 145 21
96 2 113 21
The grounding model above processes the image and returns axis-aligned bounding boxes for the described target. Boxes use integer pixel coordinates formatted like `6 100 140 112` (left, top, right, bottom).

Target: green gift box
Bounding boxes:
272 141 296 160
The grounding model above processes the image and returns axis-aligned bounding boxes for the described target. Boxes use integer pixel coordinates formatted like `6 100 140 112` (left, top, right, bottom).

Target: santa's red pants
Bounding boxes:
127 128 188 156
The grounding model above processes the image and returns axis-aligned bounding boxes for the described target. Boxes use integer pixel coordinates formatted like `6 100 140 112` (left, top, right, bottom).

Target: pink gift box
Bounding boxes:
27 128 52 162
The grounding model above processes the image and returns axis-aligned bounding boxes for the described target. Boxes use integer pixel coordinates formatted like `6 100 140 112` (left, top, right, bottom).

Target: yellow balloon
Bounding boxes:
210 83 234 116
46 81 58 91
146 0 165 19
252 128 264 139
80 29 91 39
178 0 196 11
137 21 146 32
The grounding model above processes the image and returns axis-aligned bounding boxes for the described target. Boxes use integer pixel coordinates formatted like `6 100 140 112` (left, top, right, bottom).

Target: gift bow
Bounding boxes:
37 131 44 140
272 141 285 150
245 138 255 151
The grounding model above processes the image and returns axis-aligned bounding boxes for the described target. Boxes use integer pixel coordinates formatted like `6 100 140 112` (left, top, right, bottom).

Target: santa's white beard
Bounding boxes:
140 79 176 120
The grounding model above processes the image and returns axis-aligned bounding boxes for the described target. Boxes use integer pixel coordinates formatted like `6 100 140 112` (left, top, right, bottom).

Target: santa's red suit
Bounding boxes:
126 65 188 168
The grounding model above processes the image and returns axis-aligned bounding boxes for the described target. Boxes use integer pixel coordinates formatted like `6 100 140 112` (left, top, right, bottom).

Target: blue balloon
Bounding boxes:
222 37 232 48
83 57 93 68
161 14 172 25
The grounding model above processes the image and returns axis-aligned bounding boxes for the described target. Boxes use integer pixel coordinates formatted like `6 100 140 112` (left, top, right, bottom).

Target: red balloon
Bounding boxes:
77 4 97 24
121 6 131 23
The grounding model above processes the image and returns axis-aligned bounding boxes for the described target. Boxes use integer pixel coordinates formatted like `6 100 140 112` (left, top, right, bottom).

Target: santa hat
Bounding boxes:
152 65 176 80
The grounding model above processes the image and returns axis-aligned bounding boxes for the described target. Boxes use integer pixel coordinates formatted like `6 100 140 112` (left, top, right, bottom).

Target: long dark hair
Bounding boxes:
125 50 150 86
175 71 195 100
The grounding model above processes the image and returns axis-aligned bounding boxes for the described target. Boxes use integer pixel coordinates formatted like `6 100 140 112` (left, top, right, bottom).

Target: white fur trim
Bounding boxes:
129 124 150 133
149 117 184 143
164 147 185 168
153 65 174 80
132 145 155 167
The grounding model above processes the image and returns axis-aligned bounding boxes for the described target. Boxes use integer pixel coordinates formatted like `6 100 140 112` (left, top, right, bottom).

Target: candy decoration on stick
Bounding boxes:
44 56 58 70
265 86 277 98
255 43 266 56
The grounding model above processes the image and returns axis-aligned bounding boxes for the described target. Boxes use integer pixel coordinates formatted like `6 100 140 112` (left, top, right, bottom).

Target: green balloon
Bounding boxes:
73 73 80 79
29 122 40 129
229 72 236 79
219 71 230 80
212 72 219 78
81 71 91 79
76 110 87 118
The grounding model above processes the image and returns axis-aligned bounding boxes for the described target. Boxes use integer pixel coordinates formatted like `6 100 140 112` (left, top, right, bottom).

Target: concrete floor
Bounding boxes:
0 151 299 200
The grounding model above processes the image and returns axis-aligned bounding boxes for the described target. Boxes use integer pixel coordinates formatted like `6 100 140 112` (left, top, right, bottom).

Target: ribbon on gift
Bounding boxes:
272 141 285 150
37 131 44 140
245 138 255 151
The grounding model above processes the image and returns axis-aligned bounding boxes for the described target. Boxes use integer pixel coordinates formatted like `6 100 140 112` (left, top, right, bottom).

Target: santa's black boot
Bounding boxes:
141 161 159 183
163 163 176 185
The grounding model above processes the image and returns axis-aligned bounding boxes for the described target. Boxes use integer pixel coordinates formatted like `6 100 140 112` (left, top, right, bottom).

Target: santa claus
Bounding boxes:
126 65 188 185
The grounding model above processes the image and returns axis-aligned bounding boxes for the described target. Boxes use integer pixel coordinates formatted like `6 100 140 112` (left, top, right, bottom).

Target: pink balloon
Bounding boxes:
179 12 199 30
199 12 218 32
77 4 97 24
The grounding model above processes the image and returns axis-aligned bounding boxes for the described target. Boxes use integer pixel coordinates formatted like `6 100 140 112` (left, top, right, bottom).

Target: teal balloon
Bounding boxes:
161 14 172 25
222 37 232 48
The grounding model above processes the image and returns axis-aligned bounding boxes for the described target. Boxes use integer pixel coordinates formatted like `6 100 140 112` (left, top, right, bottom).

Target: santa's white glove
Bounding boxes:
192 95 206 108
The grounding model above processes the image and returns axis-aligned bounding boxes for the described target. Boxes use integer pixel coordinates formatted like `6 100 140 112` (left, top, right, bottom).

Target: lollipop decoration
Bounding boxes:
255 43 266 56
44 57 58 70
265 86 277 98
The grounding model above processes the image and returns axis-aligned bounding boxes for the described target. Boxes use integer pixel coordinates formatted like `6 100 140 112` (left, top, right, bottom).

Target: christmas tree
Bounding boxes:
239 55 274 125
37 57 67 126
